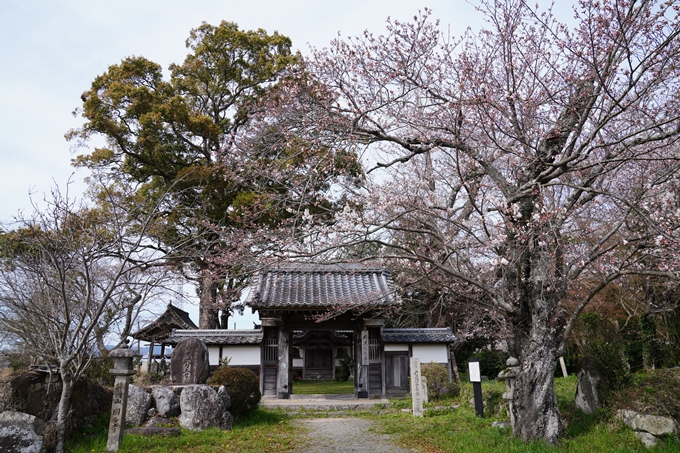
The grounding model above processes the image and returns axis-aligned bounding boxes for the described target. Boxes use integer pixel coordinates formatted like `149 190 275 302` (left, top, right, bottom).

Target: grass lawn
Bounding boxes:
291 379 354 394
67 374 680 452
375 376 680 453
67 410 300 453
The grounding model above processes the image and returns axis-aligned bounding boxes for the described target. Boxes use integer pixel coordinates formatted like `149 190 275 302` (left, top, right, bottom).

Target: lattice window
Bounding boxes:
369 338 381 361
263 338 278 362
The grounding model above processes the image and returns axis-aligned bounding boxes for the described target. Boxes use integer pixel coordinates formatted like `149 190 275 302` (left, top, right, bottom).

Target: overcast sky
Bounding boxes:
0 0 569 328
0 0 487 221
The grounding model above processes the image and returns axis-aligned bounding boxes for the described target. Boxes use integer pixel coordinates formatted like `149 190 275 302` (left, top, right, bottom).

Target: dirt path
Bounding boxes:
293 417 416 453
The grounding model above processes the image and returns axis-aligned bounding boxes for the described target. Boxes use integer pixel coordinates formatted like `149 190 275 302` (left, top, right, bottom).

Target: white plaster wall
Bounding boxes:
223 345 261 366
208 346 221 366
412 344 448 363
207 345 261 366
384 344 409 352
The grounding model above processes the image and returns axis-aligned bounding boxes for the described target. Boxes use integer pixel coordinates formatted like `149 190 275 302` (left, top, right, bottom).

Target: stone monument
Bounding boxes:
170 337 211 385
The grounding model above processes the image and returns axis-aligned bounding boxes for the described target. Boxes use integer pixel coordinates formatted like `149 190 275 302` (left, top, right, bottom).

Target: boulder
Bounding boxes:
126 385 152 427
617 409 677 436
575 356 602 414
151 386 180 417
635 432 658 448
145 416 171 427
217 385 231 411
179 385 233 431
170 338 211 385
0 411 45 453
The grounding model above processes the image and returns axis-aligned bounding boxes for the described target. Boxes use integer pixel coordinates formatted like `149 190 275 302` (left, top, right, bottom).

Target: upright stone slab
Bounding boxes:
410 357 424 417
170 337 211 385
575 356 602 414
421 376 429 403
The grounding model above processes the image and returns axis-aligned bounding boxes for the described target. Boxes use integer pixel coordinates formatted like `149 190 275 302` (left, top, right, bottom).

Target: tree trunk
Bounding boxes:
450 348 461 386
198 275 219 329
220 310 230 329
55 371 73 453
511 321 564 443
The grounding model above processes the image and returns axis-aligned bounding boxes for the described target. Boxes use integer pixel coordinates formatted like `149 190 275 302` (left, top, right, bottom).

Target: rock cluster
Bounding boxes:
617 409 677 448
124 384 233 431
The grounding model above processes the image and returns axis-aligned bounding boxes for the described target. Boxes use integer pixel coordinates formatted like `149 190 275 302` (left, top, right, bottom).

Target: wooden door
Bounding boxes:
385 353 409 393
305 349 333 379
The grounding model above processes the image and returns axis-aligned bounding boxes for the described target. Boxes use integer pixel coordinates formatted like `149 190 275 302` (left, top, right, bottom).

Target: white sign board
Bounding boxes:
468 360 481 383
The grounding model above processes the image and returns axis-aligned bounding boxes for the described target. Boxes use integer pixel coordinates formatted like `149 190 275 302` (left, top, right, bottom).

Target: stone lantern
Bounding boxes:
497 357 520 428
107 343 140 452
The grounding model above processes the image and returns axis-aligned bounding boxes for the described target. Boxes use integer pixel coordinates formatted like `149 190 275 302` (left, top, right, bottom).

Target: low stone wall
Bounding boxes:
0 371 112 432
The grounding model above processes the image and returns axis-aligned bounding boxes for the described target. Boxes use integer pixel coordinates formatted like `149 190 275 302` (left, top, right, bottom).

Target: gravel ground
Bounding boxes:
293 417 417 453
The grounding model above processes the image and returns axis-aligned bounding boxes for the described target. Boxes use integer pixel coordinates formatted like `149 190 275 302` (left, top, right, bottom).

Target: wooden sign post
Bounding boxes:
468 357 484 417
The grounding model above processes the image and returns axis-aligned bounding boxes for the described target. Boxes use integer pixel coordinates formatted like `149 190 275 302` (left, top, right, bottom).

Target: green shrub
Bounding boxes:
207 367 261 419
421 362 459 400
577 313 630 399
476 350 508 379
84 356 115 387
484 389 505 417
608 368 680 419
335 358 352 381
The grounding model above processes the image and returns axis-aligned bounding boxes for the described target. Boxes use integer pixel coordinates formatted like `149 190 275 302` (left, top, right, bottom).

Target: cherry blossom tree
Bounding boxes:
296 0 680 443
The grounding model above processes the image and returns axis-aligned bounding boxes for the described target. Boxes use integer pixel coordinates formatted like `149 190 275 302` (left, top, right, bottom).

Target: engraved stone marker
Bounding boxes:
170 337 210 385
410 356 423 417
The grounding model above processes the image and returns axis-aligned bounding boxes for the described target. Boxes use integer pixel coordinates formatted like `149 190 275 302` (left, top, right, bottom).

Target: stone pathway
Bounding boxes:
293 417 416 453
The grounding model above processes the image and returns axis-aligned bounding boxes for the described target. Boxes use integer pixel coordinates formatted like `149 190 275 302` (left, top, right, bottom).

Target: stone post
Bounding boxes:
497 357 520 428
421 376 429 403
410 357 423 417
107 343 140 452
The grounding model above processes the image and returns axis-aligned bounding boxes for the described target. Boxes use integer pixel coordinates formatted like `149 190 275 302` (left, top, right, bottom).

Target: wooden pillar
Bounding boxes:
147 341 154 371
356 328 369 398
277 326 290 399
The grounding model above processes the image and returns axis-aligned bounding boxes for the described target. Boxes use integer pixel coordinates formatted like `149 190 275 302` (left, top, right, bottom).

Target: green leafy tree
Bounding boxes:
69 22 360 328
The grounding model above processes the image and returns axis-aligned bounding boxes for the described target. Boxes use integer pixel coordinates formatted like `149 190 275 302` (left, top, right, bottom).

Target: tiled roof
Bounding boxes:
381 328 457 343
132 304 198 342
245 264 400 310
165 329 263 345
